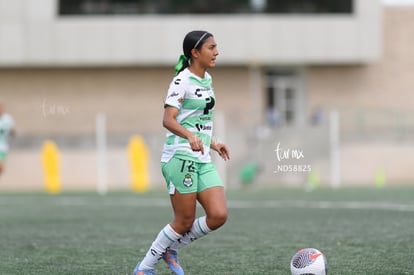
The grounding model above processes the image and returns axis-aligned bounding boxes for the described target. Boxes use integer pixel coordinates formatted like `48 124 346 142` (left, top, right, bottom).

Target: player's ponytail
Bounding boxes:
175 30 213 75
174 54 190 74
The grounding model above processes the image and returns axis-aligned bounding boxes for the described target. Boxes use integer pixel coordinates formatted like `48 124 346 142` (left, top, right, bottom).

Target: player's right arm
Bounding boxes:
163 106 204 154
163 75 204 154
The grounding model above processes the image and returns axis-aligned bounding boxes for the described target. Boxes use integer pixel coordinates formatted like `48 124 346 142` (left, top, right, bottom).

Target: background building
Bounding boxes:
1 0 413 191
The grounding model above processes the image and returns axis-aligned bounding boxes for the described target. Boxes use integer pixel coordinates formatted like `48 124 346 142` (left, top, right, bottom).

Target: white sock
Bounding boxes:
139 224 182 270
170 216 212 251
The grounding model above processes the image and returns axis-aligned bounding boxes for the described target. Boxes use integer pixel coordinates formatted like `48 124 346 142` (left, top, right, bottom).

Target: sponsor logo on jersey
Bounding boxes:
168 92 179 98
195 88 210 97
195 123 212 131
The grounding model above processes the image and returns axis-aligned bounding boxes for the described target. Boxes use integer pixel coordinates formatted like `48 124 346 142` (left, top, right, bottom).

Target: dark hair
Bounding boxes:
176 30 213 74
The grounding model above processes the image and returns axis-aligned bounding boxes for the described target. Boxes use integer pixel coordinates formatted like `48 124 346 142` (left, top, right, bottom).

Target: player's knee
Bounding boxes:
208 209 228 229
182 218 195 231
216 210 228 226
173 216 195 234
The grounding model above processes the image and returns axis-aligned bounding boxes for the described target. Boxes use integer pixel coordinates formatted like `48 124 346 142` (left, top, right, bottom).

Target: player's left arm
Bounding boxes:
210 140 230 161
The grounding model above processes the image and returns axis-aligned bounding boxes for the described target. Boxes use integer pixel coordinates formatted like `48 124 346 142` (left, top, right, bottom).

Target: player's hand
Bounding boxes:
188 134 204 155
213 143 230 161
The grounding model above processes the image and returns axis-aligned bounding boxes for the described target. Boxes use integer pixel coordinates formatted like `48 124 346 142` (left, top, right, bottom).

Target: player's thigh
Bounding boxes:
197 162 226 215
170 191 197 220
162 157 198 231
197 186 227 220
169 184 198 233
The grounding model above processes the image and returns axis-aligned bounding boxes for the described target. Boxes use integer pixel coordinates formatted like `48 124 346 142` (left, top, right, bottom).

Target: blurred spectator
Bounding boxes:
310 106 324 126
0 102 16 177
267 107 281 128
239 162 260 186
250 0 267 12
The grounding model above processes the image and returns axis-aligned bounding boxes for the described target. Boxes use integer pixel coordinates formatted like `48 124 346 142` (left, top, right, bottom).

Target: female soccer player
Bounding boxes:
133 30 230 275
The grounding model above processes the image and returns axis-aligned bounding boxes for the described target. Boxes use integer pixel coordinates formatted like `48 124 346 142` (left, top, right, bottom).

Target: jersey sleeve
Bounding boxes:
164 76 186 110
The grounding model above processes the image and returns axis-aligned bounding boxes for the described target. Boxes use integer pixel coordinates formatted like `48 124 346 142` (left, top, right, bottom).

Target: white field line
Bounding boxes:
227 200 414 212
2 197 414 212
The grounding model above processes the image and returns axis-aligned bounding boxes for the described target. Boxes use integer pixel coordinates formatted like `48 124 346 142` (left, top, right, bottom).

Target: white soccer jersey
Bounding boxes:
0 113 15 152
161 68 216 163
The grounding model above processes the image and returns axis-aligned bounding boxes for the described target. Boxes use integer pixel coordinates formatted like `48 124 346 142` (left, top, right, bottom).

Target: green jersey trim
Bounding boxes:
182 98 205 110
178 132 211 145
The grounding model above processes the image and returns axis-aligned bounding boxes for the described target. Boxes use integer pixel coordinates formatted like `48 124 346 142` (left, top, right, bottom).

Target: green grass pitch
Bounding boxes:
0 187 413 274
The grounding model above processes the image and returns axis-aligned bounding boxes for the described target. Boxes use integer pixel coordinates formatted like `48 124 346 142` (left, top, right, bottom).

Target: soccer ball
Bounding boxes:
290 248 328 275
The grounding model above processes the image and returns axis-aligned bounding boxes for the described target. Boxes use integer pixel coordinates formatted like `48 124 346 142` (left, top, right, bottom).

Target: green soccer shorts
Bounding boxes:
0 151 7 163
161 157 224 194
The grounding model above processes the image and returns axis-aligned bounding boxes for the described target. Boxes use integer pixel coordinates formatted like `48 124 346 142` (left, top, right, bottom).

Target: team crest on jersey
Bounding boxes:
183 174 193 187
